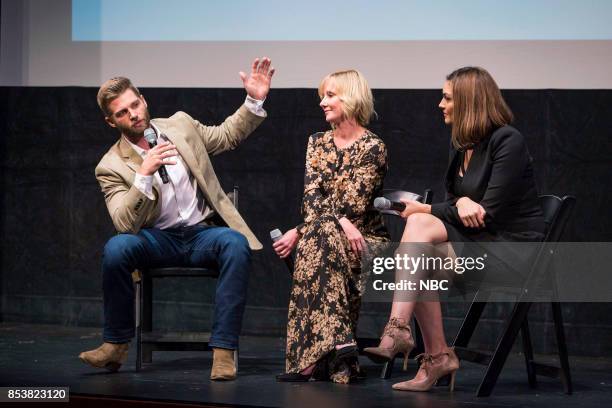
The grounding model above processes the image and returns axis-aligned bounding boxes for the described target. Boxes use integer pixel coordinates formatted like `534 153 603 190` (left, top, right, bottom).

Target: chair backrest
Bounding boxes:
520 195 576 298
227 185 239 208
539 195 576 243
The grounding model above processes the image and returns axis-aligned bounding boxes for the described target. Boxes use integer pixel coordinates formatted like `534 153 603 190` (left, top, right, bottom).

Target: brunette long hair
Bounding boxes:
447 67 513 150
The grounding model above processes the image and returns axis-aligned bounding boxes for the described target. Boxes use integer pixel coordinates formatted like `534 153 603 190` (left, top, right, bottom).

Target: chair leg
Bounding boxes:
453 299 488 348
142 273 153 364
135 281 142 372
521 317 536 388
552 302 572 394
477 302 533 397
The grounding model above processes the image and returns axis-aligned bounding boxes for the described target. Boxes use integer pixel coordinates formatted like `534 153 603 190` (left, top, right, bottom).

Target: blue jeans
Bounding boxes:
101 225 251 349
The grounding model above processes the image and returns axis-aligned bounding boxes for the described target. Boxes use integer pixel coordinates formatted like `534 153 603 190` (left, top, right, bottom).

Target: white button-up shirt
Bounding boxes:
127 97 265 230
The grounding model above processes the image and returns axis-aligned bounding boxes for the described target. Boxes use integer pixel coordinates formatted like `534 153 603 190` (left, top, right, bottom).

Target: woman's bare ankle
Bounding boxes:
379 335 394 349
335 342 356 350
300 363 316 375
425 343 450 357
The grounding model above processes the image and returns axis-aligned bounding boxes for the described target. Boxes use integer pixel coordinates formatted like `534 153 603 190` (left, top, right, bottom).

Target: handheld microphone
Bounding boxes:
143 128 169 184
373 197 406 212
270 229 294 273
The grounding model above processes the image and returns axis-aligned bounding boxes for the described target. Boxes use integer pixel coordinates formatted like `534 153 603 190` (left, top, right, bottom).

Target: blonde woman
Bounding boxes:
274 70 389 383
364 66 545 392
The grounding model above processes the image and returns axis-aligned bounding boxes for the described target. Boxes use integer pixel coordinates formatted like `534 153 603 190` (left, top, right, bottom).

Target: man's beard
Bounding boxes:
117 109 151 140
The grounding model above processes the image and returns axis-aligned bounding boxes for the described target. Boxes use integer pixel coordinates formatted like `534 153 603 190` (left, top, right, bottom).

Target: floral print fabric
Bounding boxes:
286 130 389 381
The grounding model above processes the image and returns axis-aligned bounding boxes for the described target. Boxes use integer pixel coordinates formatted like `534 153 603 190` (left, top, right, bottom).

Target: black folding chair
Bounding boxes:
134 187 240 371
447 195 575 396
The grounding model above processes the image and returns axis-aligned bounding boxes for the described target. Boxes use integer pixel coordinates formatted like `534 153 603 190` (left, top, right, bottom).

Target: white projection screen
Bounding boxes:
2 0 612 88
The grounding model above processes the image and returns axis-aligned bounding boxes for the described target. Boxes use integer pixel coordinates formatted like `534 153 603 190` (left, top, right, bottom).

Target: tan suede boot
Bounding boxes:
210 348 237 381
78 342 129 372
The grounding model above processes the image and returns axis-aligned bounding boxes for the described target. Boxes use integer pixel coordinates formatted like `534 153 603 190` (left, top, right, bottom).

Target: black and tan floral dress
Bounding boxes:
286 130 389 382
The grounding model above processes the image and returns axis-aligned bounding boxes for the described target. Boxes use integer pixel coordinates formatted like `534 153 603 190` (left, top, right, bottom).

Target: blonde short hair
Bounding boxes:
97 77 141 116
318 69 375 126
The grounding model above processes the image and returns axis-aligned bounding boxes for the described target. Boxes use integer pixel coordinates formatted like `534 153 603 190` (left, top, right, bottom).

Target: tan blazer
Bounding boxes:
95 105 264 250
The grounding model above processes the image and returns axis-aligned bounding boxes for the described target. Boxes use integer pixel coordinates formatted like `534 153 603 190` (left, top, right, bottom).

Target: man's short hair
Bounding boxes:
97 77 141 116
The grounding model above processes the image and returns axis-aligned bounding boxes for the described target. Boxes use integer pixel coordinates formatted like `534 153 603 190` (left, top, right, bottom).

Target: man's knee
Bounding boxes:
218 229 250 255
103 234 144 268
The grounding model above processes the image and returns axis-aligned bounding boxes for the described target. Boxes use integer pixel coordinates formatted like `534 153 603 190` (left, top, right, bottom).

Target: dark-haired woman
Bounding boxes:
363 66 545 392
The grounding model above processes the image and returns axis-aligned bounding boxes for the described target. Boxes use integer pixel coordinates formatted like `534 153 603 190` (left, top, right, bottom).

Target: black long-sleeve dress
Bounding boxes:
430 125 545 280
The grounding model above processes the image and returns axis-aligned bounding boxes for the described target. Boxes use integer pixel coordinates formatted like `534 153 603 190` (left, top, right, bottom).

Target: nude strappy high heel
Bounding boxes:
392 347 460 392
363 317 415 370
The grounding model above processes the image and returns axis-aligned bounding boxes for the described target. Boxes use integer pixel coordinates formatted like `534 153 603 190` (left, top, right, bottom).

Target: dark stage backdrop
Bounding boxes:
1 87 611 356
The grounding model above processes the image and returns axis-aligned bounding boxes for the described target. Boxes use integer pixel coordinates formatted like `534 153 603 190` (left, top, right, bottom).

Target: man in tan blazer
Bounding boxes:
79 57 275 380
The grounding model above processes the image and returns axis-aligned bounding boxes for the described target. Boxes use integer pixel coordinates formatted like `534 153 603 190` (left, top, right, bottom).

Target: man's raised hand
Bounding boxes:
239 57 275 101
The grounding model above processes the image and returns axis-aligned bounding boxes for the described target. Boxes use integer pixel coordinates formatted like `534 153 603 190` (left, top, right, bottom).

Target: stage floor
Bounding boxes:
0 323 610 407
